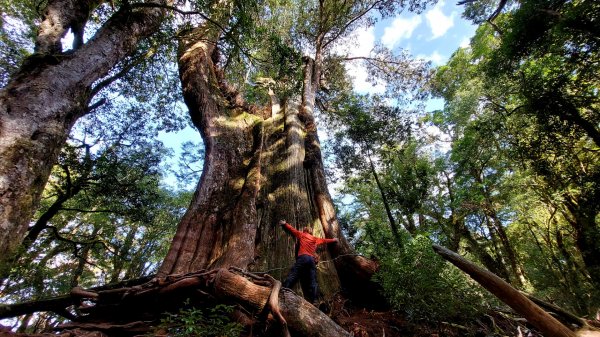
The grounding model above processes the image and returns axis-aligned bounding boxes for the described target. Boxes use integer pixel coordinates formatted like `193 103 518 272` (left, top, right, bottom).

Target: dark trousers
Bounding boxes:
283 254 317 303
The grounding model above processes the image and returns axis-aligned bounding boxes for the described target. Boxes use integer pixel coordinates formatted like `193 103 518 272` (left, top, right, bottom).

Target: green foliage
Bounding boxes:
0 0 37 85
375 236 487 321
159 302 243 337
384 141 435 224
174 140 204 190
508 204 599 314
0 114 191 300
423 0 600 315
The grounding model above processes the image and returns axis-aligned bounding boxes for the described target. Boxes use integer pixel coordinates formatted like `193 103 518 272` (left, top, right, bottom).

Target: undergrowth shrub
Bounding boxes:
158 302 243 337
375 235 487 321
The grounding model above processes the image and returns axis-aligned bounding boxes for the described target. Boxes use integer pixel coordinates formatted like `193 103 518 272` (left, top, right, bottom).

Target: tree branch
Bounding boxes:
129 3 227 35
322 1 380 49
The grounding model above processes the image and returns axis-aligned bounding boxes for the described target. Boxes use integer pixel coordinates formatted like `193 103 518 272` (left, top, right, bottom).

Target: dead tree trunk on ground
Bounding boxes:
432 244 600 337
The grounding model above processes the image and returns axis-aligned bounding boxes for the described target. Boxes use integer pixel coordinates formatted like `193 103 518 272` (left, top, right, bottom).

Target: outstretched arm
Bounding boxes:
316 238 338 245
279 220 302 239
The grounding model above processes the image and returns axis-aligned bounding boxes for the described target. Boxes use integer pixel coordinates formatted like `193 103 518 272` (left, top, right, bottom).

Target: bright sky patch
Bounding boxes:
381 16 423 49
425 1 455 40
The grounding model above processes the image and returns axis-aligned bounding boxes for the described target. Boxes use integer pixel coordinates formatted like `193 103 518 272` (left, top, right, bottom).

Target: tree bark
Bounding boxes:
157 18 264 275
0 269 351 337
0 0 169 261
35 0 102 53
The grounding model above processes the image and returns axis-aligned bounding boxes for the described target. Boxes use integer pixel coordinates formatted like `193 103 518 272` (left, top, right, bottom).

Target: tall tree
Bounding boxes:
327 95 416 247
0 0 172 260
157 0 435 298
428 2 600 312
462 0 600 287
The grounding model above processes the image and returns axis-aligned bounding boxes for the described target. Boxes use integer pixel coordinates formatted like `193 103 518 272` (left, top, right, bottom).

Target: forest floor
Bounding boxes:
335 308 529 337
325 294 529 337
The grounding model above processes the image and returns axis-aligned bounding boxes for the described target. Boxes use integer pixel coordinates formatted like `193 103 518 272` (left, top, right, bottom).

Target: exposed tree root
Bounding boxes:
0 268 350 337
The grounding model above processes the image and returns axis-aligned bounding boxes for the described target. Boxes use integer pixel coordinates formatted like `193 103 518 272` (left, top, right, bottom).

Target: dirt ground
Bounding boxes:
324 294 539 337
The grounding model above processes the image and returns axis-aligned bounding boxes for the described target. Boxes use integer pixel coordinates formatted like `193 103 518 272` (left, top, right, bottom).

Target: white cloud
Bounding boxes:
381 16 422 49
351 26 376 57
349 64 386 94
425 1 455 40
331 25 374 57
419 51 446 66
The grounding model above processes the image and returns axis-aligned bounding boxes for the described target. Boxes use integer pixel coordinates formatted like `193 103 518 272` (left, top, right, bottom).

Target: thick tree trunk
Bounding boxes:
158 18 379 305
0 1 169 261
157 20 264 275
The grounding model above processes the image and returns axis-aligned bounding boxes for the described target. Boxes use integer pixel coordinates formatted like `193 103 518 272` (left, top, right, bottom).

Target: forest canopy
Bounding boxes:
0 0 599 336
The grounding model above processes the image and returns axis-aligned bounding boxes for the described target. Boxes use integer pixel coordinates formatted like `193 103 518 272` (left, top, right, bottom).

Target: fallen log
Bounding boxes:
432 244 600 337
211 269 350 337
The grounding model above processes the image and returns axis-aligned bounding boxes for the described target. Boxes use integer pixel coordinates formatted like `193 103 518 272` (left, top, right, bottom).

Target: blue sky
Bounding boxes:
379 1 476 65
341 0 476 94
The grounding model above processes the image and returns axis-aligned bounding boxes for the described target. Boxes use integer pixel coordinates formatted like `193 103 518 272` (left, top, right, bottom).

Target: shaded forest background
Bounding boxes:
0 0 599 335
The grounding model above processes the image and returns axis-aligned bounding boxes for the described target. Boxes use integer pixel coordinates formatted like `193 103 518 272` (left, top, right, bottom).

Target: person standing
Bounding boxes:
279 219 338 304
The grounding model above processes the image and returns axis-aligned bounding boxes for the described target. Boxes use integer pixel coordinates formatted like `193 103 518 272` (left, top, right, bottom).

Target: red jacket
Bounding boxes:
283 223 337 259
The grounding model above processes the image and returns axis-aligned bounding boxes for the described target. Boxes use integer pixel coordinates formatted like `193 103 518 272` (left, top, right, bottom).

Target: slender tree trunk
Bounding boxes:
439 171 512 281
525 220 576 296
486 209 527 286
441 171 462 251
473 168 526 286
555 229 591 314
366 150 403 246
0 1 169 261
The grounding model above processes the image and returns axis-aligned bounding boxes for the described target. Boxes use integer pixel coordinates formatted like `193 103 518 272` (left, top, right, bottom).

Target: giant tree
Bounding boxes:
159 0 435 299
